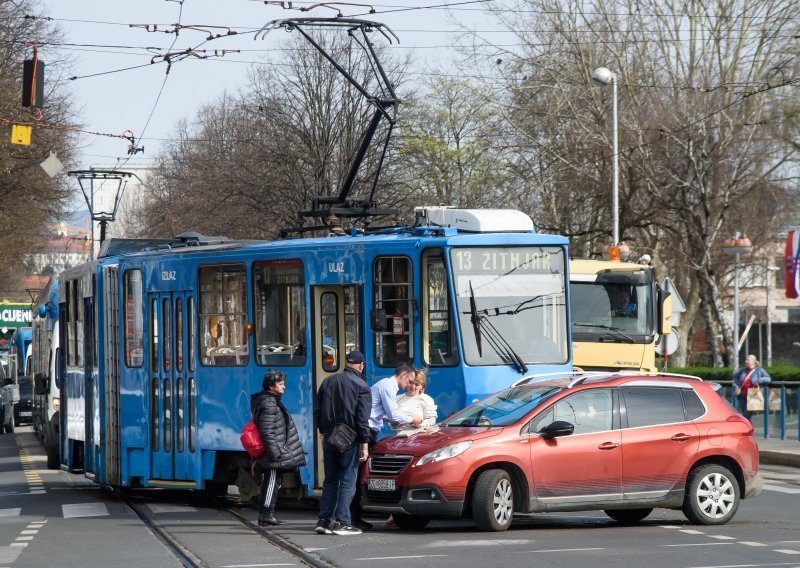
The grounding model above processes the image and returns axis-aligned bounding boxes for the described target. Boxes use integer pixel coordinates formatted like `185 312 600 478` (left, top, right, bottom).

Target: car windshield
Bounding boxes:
451 246 569 366
443 384 564 427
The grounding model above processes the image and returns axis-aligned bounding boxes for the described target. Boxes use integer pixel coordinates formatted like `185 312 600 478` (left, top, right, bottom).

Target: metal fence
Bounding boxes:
717 381 800 441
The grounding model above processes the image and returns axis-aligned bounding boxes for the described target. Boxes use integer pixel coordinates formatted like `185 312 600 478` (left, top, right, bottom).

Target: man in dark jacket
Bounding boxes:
313 351 371 536
253 370 306 527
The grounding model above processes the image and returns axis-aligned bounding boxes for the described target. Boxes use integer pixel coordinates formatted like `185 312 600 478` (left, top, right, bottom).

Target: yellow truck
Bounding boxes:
569 259 672 373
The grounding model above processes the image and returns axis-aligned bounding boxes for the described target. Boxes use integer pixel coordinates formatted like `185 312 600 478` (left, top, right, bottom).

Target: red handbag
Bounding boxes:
240 420 265 458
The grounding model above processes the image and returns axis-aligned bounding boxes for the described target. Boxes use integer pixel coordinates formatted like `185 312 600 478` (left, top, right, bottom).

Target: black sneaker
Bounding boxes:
315 519 333 535
332 523 362 536
352 519 373 531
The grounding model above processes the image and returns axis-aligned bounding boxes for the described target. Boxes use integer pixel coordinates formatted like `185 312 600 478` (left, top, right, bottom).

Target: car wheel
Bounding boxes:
682 464 740 525
393 513 430 531
472 469 514 532
604 508 653 523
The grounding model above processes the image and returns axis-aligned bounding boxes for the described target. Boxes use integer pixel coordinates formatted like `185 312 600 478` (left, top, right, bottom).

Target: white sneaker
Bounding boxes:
332 523 362 536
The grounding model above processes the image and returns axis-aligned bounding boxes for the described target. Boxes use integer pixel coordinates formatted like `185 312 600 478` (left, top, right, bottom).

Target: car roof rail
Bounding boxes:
512 370 585 387
654 372 704 382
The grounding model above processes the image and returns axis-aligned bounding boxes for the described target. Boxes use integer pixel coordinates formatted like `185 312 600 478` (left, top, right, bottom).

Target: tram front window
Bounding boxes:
451 247 568 367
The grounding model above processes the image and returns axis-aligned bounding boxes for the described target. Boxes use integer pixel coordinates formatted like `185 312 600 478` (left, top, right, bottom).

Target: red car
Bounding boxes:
362 374 762 532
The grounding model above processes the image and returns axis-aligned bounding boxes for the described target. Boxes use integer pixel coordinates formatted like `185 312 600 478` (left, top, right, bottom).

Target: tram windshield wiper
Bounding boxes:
573 322 636 343
469 280 483 357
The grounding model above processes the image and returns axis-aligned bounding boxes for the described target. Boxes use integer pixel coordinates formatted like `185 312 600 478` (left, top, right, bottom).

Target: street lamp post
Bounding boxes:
722 233 753 369
592 66 619 245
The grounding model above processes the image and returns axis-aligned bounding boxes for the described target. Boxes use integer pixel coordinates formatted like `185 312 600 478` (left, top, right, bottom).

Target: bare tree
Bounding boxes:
475 0 799 365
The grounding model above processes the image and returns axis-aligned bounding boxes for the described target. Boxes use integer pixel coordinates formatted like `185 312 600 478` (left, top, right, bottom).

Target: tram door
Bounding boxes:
312 285 362 489
149 291 194 481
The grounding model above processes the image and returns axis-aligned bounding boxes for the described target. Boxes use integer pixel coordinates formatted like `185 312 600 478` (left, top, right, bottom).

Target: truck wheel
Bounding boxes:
472 469 514 532
682 464 739 525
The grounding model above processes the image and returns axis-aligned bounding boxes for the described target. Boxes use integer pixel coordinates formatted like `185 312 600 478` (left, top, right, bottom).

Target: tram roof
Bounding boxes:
98 230 569 261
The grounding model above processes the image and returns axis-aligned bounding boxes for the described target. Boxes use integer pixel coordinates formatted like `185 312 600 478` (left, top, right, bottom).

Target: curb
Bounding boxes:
759 450 800 468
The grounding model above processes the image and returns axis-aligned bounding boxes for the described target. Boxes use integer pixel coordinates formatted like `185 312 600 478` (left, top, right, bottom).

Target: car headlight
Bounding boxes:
417 441 472 466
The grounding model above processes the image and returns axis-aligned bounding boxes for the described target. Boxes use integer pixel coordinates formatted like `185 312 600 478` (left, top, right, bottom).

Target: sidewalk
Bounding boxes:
758 436 800 468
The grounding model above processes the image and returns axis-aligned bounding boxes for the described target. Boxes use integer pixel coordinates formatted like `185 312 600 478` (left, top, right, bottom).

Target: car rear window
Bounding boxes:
622 386 685 427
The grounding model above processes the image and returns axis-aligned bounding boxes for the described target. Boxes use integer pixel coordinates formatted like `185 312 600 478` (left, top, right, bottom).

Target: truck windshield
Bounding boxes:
571 279 654 339
451 246 568 366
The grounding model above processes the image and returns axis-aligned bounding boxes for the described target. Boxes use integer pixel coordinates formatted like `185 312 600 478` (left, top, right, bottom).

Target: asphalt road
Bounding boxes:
1 428 799 568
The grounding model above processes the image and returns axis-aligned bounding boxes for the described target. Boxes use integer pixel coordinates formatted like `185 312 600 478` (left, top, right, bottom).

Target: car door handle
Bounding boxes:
519 439 529 443
671 433 692 442
598 442 619 450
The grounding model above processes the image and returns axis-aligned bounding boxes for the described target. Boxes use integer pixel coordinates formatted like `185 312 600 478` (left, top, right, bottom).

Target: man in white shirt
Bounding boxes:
369 362 423 435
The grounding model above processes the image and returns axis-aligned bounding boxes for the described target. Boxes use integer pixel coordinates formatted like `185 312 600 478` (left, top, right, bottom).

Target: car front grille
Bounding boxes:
369 455 413 475
366 489 403 504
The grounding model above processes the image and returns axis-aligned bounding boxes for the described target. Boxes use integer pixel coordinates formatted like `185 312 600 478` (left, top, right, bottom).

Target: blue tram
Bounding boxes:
56 207 572 495
31 278 61 468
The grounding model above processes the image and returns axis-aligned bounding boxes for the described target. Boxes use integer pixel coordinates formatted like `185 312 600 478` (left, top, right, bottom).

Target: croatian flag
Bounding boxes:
786 229 800 299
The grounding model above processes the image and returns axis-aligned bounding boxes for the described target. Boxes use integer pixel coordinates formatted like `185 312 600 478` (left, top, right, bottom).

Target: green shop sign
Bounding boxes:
0 302 33 333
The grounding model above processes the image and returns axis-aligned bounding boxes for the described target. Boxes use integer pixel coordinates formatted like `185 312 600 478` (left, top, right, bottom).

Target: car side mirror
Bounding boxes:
539 420 575 440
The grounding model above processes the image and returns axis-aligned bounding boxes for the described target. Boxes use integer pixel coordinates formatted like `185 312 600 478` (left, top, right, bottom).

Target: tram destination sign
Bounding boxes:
452 247 563 274
0 302 33 332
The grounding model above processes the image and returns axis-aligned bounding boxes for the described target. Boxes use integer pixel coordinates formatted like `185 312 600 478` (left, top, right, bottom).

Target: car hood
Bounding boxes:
374 426 504 457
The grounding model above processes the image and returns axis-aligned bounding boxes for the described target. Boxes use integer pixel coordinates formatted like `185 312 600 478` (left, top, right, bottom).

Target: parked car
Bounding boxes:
14 375 32 427
362 373 762 532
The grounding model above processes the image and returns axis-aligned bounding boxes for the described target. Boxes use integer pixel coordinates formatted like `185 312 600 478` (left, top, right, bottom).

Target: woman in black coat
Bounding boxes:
252 370 306 526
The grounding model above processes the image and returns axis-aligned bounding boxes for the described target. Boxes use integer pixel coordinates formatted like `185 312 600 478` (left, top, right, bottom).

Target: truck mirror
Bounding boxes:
55 346 64 390
658 290 673 336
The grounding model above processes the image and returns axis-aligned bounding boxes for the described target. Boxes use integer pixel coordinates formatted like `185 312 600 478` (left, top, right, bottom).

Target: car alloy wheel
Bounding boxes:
683 464 740 525
472 469 514 532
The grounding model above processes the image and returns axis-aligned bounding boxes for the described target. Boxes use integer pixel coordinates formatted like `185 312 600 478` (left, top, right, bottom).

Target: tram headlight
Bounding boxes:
417 441 472 466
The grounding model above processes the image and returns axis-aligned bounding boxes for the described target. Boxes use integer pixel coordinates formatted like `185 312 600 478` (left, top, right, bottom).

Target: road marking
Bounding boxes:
62 503 109 518
9 544 27 548
221 564 296 567
425 539 536 548
708 535 737 540
0 509 21 517
680 529 707 535
688 563 800 567
14 537 33 542
739 542 769 547
356 555 449 561
20 530 38 535
512 548 606 553
663 543 734 547
763 484 800 494
0 545 24 564
659 525 682 529
773 550 800 555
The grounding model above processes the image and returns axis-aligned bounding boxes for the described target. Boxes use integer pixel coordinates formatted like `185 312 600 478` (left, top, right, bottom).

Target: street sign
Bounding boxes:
0 303 32 331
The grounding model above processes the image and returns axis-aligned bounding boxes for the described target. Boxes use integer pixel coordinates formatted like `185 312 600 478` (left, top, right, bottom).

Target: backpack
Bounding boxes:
240 420 265 458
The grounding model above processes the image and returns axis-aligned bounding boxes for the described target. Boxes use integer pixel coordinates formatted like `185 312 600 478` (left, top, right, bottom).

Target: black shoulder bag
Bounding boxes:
327 374 357 453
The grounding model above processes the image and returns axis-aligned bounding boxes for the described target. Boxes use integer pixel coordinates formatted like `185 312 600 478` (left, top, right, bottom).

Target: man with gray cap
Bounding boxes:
314 350 371 535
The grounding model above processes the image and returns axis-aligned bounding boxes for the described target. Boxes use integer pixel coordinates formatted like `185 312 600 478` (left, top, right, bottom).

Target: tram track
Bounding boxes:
115 488 335 568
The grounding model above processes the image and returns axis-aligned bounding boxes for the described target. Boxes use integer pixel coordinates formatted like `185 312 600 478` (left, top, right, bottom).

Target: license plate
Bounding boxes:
368 478 396 492
18 412 32 417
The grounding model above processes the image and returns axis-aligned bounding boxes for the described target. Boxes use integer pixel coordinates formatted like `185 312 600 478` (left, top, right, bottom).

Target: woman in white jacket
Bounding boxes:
392 370 437 432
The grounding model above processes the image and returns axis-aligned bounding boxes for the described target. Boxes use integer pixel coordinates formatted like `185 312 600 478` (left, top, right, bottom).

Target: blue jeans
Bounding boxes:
319 439 360 526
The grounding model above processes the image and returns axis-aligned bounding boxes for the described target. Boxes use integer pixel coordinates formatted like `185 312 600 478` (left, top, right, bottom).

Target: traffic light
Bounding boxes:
22 58 45 109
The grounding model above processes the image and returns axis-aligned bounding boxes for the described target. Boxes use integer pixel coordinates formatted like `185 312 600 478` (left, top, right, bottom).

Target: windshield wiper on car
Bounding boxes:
573 322 636 343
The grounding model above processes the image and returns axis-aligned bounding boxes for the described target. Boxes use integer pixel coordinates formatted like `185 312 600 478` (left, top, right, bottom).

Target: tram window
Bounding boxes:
373 256 413 367
188 297 195 372
151 378 159 452
199 264 249 366
124 270 144 368
253 260 306 366
73 279 84 367
163 378 172 452
320 292 339 372
188 378 196 452
150 298 159 371
344 286 362 356
422 249 458 367
162 299 171 372
176 298 183 372
65 280 74 366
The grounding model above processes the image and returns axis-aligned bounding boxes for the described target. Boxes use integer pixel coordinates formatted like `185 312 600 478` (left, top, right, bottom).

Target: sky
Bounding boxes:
42 0 507 189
